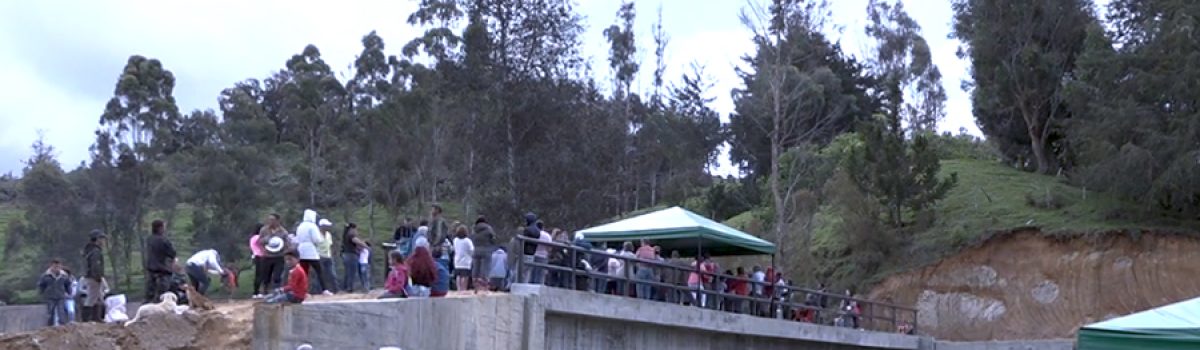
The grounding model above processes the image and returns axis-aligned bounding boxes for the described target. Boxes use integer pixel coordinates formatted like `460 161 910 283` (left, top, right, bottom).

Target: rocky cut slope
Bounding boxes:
869 229 1200 341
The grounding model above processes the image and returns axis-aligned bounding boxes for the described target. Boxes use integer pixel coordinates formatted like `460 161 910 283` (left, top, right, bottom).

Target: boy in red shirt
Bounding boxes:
266 252 307 304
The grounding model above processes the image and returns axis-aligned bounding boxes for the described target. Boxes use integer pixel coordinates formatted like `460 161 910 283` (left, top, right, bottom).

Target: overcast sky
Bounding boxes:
0 0 977 177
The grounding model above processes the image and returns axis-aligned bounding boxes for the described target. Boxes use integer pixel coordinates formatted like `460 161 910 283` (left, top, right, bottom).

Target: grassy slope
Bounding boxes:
725 158 1197 283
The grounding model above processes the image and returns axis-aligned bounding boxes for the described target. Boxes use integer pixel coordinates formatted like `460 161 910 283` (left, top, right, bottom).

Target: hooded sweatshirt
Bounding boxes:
521 213 540 255
471 222 497 258
412 226 430 250
294 209 323 260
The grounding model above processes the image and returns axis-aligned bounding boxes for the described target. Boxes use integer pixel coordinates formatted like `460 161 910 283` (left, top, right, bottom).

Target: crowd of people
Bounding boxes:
35 204 877 332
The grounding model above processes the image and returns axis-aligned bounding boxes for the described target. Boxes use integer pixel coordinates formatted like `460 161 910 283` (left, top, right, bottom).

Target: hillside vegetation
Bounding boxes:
724 156 1197 290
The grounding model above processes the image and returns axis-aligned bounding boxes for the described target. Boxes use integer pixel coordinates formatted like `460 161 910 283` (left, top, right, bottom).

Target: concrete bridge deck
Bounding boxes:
253 284 920 350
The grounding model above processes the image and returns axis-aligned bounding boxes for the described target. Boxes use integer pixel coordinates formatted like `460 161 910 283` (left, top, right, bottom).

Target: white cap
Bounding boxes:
318 219 332 227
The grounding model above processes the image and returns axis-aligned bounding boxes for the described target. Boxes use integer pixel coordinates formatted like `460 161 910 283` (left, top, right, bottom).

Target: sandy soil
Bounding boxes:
0 292 382 350
869 229 1200 341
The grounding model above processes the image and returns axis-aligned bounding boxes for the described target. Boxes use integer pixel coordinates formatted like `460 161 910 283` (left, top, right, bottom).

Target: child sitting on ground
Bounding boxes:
379 251 408 299
266 252 307 304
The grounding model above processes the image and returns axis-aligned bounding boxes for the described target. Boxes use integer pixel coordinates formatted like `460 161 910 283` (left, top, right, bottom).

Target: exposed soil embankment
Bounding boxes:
870 229 1200 341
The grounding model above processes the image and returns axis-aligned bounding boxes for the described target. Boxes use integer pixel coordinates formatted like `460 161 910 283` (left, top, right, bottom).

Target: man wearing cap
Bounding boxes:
316 218 338 293
80 229 106 322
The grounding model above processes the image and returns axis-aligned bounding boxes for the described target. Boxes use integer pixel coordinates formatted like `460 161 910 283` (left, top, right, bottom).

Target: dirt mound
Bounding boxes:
870 229 1200 341
0 311 243 350
0 293 379 350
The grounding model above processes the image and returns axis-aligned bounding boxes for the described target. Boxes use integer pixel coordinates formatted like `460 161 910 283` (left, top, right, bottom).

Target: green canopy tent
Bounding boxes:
577 206 776 257
1077 295 1200 350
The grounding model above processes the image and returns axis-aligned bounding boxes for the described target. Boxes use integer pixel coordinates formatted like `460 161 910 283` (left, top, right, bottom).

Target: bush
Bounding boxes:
927 130 999 161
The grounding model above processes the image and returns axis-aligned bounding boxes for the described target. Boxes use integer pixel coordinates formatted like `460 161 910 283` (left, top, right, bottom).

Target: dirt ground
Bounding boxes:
869 229 1200 341
0 293 379 350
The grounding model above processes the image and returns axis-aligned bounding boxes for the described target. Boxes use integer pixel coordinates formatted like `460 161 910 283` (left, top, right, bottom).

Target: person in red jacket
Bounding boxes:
266 252 307 304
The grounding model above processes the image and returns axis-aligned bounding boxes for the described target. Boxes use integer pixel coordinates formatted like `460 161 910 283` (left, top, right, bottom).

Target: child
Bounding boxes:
36 259 71 326
431 248 451 297
488 246 509 291
266 252 307 304
358 242 372 291
379 251 408 299
64 270 79 323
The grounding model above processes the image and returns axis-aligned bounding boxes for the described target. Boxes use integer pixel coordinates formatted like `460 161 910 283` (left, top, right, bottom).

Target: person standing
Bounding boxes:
451 225 474 291
37 259 71 326
340 223 367 292
634 240 657 300
393 218 413 243
257 214 291 298
429 205 448 247
144 220 177 303
358 242 373 291
531 221 551 285
316 219 338 293
249 224 266 298
184 249 226 296
520 213 540 283
81 229 106 322
295 209 333 296
265 252 307 304
470 217 496 292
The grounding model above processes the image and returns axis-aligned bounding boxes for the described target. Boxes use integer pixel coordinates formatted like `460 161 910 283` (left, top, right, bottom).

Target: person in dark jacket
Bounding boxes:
144 220 177 303
37 259 71 326
469 217 497 292
520 213 539 283
81 230 106 322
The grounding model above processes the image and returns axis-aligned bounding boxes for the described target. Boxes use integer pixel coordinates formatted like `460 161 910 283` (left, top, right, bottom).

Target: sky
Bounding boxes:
0 0 978 177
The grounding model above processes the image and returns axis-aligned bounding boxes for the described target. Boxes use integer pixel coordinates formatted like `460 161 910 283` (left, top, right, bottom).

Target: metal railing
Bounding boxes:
513 236 918 334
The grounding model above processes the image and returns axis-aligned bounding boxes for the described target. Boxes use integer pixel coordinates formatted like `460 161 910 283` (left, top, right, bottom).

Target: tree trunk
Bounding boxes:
1030 133 1053 175
505 111 519 212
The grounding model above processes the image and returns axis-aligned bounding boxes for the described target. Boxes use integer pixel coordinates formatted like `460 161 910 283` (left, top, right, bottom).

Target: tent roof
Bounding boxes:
1077 296 1200 350
577 206 776 256
1084 296 1200 331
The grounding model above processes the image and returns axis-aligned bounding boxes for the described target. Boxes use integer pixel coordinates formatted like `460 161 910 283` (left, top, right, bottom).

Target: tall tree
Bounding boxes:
1066 0 1200 216
731 0 871 266
93 55 183 290
851 0 957 227
604 0 640 212
866 0 945 133
952 0 1094 174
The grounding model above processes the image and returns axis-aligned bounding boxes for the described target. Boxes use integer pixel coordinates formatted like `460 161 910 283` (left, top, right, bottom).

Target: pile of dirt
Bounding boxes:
869 229 1200 341
0 311 245 350
0 293 379 350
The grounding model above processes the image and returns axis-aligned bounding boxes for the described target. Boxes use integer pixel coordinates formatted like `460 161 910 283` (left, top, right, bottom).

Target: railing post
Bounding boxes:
516 237 525 285
569 244 577 291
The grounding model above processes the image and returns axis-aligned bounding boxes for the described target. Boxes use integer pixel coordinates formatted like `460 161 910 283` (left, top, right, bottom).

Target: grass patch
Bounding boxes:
913 159 1190 252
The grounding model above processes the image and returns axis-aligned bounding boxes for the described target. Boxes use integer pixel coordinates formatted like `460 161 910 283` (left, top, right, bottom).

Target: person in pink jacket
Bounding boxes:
249 223 266 297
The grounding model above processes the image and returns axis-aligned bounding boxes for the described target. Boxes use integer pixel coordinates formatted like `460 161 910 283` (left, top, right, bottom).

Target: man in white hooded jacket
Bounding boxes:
295 209 333 296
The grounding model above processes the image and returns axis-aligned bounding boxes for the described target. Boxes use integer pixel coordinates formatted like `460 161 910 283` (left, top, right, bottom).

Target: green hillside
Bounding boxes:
724 158 1198 288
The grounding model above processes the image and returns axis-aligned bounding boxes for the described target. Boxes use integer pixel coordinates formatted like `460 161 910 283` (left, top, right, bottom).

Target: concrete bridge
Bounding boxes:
253 284 1068 350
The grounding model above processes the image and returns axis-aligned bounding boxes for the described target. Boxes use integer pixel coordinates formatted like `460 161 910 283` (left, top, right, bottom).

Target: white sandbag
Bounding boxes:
104 294 129 323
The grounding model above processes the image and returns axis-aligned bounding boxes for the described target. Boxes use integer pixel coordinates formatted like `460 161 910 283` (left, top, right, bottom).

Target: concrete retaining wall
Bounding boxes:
0 302 142 335
930 339 1075 350
252 295 528 350
254 284 922 350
